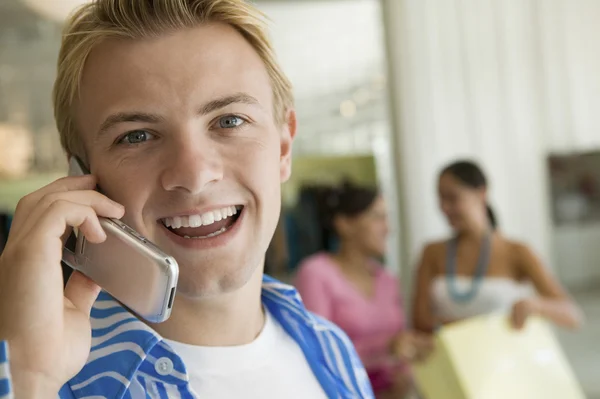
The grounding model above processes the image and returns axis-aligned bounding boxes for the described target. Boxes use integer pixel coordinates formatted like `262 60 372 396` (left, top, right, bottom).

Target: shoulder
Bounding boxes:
501 237 541 273
298 251 334 267
419 240 446 265
504 238 535 259
375 264 400 286
295 252 336 279
423 240 446 256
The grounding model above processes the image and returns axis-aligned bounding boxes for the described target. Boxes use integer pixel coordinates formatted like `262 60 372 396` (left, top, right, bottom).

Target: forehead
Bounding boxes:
370 195 386 211
439 173 463 190
439 173 479 195
76 23 273 132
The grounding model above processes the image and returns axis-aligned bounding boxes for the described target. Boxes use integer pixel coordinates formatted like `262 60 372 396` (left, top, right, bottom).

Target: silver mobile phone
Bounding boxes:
62 156 178 323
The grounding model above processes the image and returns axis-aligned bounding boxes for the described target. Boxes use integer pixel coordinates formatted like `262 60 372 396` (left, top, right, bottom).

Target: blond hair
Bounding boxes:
53 0 294 160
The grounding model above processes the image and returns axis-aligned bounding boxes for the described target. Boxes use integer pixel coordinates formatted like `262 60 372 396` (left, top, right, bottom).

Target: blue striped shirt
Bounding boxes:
0 275 374 398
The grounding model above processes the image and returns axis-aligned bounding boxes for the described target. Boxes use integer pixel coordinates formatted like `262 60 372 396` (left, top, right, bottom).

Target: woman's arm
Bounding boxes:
513 243 584 330
412 244 438 333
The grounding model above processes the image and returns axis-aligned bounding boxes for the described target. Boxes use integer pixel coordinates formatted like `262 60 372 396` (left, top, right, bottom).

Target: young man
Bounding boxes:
0 0 373 397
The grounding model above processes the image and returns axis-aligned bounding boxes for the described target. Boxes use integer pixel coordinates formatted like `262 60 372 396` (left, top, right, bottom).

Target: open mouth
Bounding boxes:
160 205 243 239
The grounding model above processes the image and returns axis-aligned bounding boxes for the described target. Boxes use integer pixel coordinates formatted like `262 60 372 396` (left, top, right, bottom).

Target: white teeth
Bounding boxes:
206 227 227 237
161 206 242 230
173 216 183 229
201 212 215 225
189 214 202 228
180 227 227 239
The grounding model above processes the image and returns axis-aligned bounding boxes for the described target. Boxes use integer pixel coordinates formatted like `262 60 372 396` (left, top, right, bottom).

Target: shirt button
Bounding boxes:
155 357 174 376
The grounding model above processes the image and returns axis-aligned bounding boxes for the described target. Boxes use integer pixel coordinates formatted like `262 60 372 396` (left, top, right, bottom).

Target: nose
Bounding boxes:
160 135 224 194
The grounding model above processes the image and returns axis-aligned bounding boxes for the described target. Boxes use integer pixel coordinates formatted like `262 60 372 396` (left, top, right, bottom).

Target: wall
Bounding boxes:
382 0 600 291
553 225 600 288
539 1 600 288
0 0 65 173
382 0 551 275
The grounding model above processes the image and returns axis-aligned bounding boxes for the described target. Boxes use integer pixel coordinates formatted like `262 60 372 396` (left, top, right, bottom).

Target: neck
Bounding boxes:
334 242 372 275
148 263 265 346
459 219 492 241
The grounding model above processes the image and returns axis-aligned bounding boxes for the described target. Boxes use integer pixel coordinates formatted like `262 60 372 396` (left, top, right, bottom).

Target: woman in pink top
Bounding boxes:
295 183 432 399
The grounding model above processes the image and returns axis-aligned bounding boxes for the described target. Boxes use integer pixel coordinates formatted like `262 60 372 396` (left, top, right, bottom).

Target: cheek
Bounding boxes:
95 162 156 218
234 137 281 191
458 196 479 215
357 223 377 243
365 231 385 253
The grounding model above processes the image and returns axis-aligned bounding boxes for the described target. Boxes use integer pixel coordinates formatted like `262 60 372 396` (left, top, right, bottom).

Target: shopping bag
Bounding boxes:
413 313 585 399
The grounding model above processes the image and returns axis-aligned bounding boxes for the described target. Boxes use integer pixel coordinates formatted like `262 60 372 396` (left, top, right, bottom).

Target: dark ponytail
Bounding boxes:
486 204 497 229
441 160 499 229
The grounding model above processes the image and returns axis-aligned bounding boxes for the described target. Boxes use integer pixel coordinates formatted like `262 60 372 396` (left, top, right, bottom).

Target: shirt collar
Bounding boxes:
67 275 357 398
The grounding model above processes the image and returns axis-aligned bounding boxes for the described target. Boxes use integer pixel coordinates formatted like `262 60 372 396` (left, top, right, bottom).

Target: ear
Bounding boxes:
279 108 297 183
480 186 488 199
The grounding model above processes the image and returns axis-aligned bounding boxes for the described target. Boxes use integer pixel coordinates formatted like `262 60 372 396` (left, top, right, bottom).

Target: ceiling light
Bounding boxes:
340 100 357 118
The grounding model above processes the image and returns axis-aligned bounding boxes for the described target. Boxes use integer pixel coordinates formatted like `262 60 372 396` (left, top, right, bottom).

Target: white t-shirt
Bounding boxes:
164 309 328 399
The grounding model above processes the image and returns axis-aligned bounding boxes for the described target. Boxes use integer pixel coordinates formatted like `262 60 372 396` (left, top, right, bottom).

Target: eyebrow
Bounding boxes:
198 92 261 115
98 112 164 136
96 92 261 137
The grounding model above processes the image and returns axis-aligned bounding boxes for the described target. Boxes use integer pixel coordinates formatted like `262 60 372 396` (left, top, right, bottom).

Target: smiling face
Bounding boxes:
75 23 295 298
438 172 487 232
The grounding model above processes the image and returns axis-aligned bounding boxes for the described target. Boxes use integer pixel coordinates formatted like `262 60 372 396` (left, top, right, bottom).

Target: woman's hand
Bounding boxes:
511 297 583 330
510 298 537 330
391 331 435 363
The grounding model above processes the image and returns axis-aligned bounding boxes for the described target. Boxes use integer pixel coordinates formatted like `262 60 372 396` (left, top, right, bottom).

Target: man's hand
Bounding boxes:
0 175 124 397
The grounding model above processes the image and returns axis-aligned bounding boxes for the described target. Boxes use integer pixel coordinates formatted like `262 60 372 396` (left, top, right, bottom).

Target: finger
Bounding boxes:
416 334 432 349
511 312 524 330
18 190 124 240
32 200 108 244
64 271 101 316
11 175 97 233
60 226 74 246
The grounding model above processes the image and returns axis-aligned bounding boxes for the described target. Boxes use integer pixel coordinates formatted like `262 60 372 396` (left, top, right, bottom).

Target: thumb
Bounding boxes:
64 271 101 315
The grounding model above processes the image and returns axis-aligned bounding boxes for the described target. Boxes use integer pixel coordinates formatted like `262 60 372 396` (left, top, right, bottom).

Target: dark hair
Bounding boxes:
319 181 379 234
440 160 498 229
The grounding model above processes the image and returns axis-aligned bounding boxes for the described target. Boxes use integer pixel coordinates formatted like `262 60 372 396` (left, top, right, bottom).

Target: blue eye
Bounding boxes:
120 130 153 144
218 115 245 129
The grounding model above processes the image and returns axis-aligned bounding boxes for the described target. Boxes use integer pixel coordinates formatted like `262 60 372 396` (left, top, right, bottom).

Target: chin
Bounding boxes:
174 253 263 299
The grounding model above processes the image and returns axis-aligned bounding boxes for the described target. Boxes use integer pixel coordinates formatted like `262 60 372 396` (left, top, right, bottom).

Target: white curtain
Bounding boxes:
538 0 600 152
382 0 600 290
